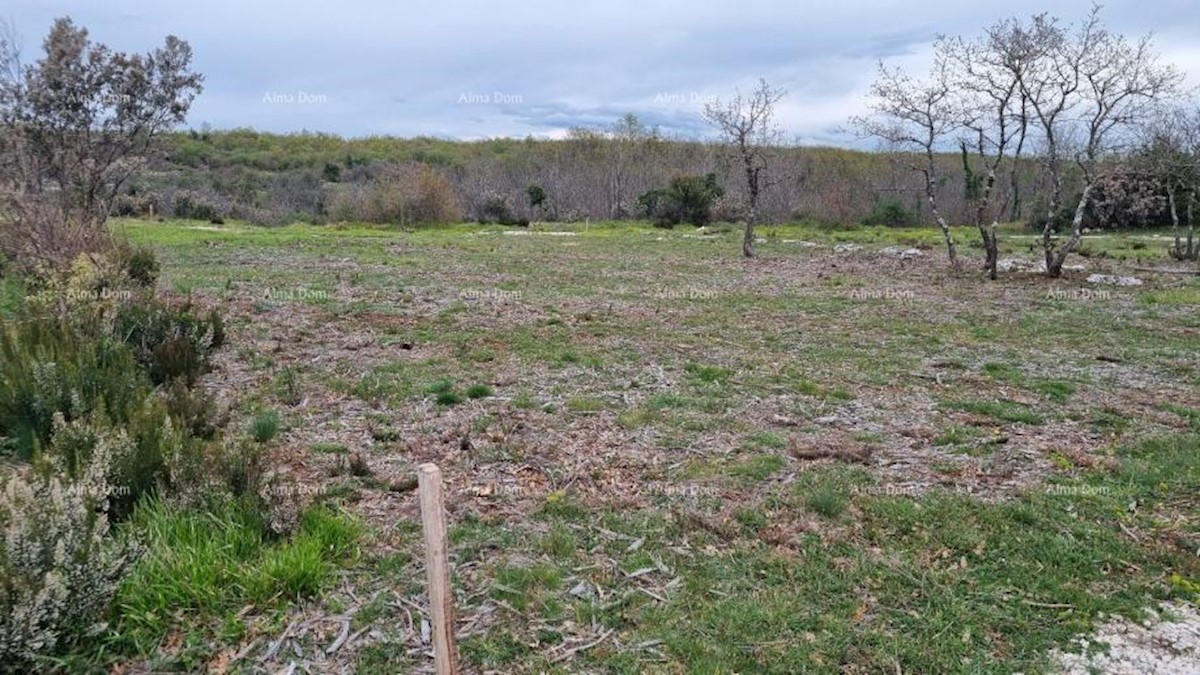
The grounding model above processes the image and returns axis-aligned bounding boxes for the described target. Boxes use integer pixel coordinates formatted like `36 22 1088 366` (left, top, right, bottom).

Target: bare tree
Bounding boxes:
852 58 961 268
605 113 659 219
702 79 785 258
0 17 203 272
945 31 1028 279
999 7 1182 276
1140 109 1200 260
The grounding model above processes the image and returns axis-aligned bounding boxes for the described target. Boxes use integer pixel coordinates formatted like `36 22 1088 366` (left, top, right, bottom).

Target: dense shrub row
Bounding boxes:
0 245 354 671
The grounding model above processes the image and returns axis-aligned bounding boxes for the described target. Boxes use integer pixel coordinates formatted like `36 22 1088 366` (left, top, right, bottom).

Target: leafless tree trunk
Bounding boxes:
702 79 785 259
1007 96 1029 221
1169 187 1181 253
851 60 960 267
1188 190 1196 260
947 28 1029 280
991 8 1182 276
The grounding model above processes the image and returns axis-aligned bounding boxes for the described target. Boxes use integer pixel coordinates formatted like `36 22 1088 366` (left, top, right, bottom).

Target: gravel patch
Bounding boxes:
1052 602 1200 674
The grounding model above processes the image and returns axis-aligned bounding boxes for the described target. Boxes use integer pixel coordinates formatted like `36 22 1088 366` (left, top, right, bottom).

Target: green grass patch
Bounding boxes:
684 362 733 385
466 383 494 399
727 453 786 481
565 396 607 413
981 362 1076 402
608 435 1199 673
942 398 1045 425
110 498 361 658
1140 285 1200 306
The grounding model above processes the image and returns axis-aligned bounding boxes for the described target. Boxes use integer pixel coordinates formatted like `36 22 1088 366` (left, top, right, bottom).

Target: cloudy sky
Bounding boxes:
5 0 1199 145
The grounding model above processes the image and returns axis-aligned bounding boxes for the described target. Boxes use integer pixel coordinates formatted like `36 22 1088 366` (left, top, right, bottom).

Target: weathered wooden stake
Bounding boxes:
418 463 458 675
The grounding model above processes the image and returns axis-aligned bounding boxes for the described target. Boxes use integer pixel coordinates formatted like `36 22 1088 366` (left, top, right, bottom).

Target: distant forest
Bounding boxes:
129 123 1083 229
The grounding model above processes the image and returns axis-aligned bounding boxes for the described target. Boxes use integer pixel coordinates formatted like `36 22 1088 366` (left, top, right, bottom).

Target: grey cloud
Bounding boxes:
5 0 1197 141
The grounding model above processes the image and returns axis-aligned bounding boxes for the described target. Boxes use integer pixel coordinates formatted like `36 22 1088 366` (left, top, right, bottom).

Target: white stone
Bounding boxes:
1086 274 1143 287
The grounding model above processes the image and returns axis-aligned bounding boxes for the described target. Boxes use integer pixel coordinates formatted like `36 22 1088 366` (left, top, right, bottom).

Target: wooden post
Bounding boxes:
419 463 458 675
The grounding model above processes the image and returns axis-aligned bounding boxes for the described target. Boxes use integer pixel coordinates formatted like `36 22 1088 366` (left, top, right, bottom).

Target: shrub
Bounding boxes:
172 190 225 222
110 191 159 218
114 300 224 386
112 242 160 288
165 435 266 513
526 185 547 211
475 191 527 226
251 410 280 443
862 199 915 227
638 173 724 228
0 423 140 669
329 163 462 226
0 277 22 319
1026 198 1081 233
161 380 224 440
0 313 150 460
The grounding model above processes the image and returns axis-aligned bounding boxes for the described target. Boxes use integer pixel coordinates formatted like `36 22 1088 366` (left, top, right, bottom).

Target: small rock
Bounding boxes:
1086 274 1143 287
997 258 1036 273
569 581 596 600
834 243 863 254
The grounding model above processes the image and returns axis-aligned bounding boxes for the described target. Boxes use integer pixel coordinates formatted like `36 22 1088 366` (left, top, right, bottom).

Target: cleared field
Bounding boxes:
121 219 1200 673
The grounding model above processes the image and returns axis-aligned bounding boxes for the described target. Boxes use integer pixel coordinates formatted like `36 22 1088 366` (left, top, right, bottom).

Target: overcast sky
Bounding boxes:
5 0 1200 145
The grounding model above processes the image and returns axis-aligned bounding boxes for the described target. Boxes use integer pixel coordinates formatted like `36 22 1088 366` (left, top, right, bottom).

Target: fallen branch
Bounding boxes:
550 628 617 664
325 618 351 655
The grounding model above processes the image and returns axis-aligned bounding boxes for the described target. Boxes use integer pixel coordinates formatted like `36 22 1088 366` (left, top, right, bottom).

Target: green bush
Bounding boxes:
113 243 160 288
0 277 22 319
0 314 150 460
251 410 280 443
0 299 229 517
638 173 724 228
165 436 265 509
114 300 224 386
161 380 223 440
862 199 915 227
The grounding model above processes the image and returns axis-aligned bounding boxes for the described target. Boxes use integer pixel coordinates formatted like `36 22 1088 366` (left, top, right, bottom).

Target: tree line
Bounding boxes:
852 5 1193 276
2 6 1197 279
